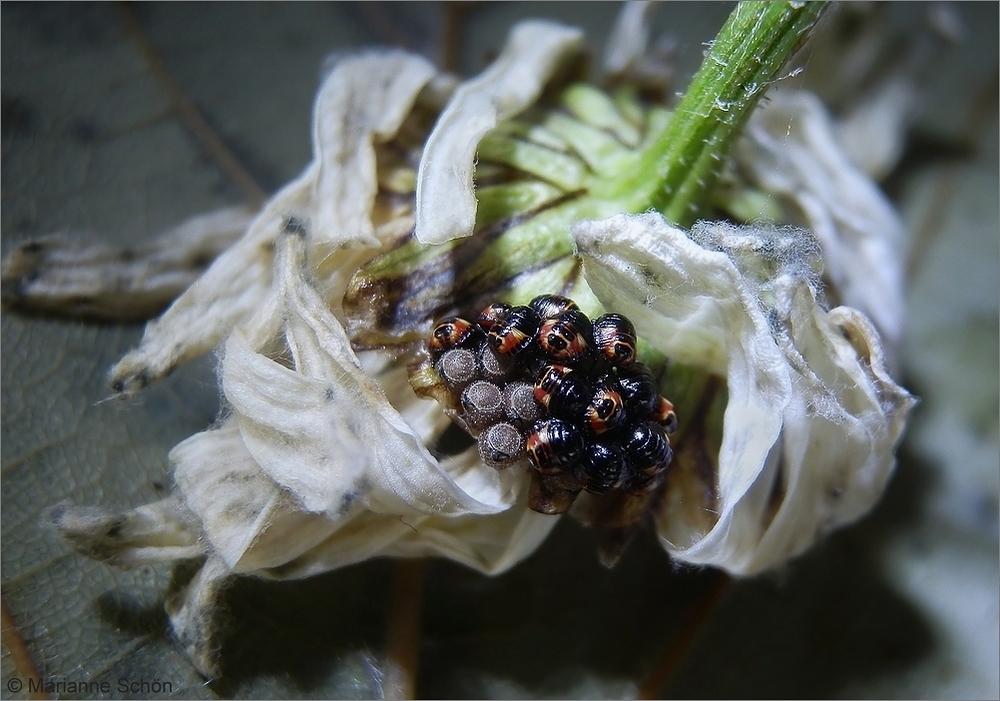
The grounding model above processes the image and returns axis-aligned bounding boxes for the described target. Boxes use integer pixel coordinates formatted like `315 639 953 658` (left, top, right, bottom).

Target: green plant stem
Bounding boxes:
622 1 826 226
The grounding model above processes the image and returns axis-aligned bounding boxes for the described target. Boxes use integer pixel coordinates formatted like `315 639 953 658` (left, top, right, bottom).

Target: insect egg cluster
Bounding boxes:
427 295 677 500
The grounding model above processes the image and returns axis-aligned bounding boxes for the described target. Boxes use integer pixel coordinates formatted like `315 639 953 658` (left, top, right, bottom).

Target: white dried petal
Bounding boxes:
834 75 918 180
738 89 907 354
48 497 204 567
224 232 523 519
110 50 436 395
0 205 253 320
312 50 436 249
369 352 453 446
414 20 584 244
171 418 316 571
573 213 915 576
603 1 654 76
248 451 558 579
108 180 306 394
164 555 231 678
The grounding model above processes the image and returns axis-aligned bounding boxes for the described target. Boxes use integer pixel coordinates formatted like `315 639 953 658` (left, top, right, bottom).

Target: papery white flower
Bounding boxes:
573 212 915 575
39 8 919 679
415 20 584 245
50 42 562 677
739 89 908 354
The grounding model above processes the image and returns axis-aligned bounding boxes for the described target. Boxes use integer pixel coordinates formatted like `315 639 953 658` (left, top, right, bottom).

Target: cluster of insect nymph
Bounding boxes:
421 294 678 515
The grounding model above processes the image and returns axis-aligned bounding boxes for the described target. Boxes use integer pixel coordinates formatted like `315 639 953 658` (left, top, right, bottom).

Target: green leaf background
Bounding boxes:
2 3 997 698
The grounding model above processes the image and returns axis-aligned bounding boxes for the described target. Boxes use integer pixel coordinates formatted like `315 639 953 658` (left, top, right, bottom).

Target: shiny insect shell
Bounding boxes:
652 395 679 434
615 363 659 417
528 293 578 320
623 421 673 476
576 441 627 494
487 305 540 356
537 309 593 363
428 316 478 357
422 295 679 505
583 383 628 435
533 364 591 420
592 313 638 367
525 417 585 475
476 302 512 332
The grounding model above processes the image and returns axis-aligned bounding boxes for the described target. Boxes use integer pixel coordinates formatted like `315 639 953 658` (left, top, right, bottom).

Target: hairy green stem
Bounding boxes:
622 1 826 226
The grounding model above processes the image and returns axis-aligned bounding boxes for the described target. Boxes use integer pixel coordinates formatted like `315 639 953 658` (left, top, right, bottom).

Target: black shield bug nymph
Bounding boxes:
583 383 628 435
528 293 578 320
616 363 659 418
592 313 638 367
533 364 592 420
652 395 679 434
577 441 627 494
429 317 478 357
526 418 585 475
476 301 512 332
487 305 540 356
537 309 593 363
623 421 672 476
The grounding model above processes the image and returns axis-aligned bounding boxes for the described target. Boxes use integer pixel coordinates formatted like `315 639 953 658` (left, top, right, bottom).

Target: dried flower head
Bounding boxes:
8 5 917 678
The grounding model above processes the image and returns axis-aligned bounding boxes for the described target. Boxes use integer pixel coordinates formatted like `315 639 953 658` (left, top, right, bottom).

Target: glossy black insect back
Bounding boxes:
488 305 540 356
616 364 659 418
423 294 678 508
592 313 637 367
477 302 512 332
537 308 593 363
529 294 578 320
652 396 679 434
526 418 584 475
429 317 478 357
534 364 591 420
577 441 627 494
584 383 627 435
624 421 672 475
